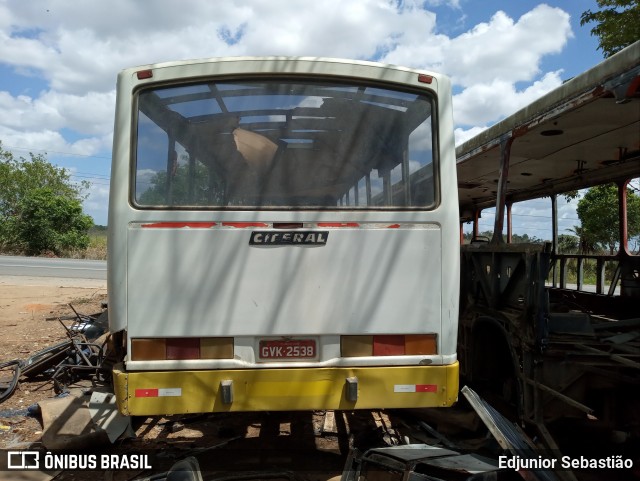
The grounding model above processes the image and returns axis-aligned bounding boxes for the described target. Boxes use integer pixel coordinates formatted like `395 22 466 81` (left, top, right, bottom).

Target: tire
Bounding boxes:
0 360 21 403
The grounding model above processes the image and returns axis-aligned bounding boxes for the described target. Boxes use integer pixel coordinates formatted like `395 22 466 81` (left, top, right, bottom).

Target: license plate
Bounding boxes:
259 339 316 360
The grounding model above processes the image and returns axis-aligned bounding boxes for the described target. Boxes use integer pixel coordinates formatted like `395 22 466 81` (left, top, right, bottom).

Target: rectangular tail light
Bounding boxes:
131 339 166 360
341 334 437 357
341 335 373 357
373 335 404 355
131 338 234 361
201 338 234 359
405 334 438 355
167 338 200 360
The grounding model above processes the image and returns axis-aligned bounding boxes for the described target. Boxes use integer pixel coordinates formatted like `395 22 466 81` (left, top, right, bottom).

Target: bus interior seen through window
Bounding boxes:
133 79 437 209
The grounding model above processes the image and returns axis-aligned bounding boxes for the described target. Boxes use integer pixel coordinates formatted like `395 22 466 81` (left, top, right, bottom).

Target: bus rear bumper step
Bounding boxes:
112 362 459 416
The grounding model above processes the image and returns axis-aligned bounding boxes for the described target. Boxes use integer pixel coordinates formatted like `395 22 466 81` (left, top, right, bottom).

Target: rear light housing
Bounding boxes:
131 337 234 360
341 334 437 357
136 69 153 80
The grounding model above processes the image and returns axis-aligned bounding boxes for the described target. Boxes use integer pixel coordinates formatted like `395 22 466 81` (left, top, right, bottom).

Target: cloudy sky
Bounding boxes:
0 0 605 231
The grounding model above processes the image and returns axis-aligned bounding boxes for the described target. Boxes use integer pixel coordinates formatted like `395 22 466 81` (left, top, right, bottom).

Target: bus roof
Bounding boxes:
120 56 443 81
457 41 640 217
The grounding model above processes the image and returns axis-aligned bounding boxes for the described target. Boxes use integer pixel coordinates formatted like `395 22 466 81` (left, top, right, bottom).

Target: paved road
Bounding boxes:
0 255 107 281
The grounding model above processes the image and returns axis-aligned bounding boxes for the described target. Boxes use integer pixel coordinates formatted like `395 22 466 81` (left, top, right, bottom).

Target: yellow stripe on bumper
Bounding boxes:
112 362 459 415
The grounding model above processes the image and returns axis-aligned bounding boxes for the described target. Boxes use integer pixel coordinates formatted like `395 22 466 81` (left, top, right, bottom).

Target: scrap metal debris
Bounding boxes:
126 389 567 481
340 387 565 481
135 456 204 481
135 455 309 481
0 304 110 404
39 388 132 449
340 443 511 480
462 386 564 481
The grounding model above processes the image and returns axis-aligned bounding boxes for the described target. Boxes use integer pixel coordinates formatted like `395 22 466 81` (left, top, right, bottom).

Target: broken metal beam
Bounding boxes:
524 379 594 415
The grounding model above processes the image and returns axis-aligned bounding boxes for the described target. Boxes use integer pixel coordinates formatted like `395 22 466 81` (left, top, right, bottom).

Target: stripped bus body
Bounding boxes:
107 57 460 415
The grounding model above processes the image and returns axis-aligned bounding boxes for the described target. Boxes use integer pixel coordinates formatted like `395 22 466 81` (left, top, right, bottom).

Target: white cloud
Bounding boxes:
0 0 577 224
2 0 442 94
441 5 572 87
0 89 114 134
217 0 440 62
452 70 563 126
83 182 110 224
0 124 109 159
0 31 59 71
39 90 115 135
424 0 461 8
0 127 68 153
382 5 571 86
454 125 486 146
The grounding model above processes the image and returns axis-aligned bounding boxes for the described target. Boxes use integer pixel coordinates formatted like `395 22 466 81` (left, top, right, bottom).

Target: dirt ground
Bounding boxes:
0 277 108 445
0 277 352 480
3 278 635 481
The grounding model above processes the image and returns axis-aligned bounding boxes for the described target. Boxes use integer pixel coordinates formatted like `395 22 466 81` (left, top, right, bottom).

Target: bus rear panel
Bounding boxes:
108 58 459 415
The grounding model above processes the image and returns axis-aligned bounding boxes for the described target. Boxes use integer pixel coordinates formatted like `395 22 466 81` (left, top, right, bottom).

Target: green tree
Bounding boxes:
558 234 579 254
6 188 93 256
138 162 224 206
0 141 92 255
581 0 640 57
511 233 543 244
567 225 599 254
576 183 640 254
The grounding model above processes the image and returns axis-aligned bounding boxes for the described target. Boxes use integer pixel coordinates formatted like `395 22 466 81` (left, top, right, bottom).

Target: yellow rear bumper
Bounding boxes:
112 362 459 415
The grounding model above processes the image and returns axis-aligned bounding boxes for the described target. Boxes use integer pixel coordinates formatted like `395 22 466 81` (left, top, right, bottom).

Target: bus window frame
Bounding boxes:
127 75 442 213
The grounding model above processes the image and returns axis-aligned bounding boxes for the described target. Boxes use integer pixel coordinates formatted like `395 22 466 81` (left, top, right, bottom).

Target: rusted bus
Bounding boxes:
456 41 640 449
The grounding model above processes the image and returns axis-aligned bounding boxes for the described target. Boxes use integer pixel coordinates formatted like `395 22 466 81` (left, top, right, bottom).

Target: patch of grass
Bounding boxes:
68 232 107 260
1 228 108 260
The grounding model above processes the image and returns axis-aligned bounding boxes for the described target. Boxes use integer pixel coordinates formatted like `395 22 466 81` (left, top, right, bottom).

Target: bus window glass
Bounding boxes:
133 80 435 209
135 113 168 198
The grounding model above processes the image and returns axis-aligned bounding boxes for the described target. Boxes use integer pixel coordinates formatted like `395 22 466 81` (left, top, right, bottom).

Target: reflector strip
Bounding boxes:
135 388 182 398
141 222 216 229
394 384 438 393
222 222 269 228
159 388 182 397
135 389 158 397
316 223 360 228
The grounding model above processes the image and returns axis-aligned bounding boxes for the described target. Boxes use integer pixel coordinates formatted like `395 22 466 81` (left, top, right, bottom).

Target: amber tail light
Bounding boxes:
131 338 233 361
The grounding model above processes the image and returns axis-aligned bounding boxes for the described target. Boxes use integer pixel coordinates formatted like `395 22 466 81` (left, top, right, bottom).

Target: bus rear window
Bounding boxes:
133 79 436 209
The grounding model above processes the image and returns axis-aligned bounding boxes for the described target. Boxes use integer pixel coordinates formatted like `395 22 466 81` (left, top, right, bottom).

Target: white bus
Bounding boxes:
108 57 460 415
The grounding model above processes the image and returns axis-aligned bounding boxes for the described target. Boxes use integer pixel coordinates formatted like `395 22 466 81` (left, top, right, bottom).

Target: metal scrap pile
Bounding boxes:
0 304 110 404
